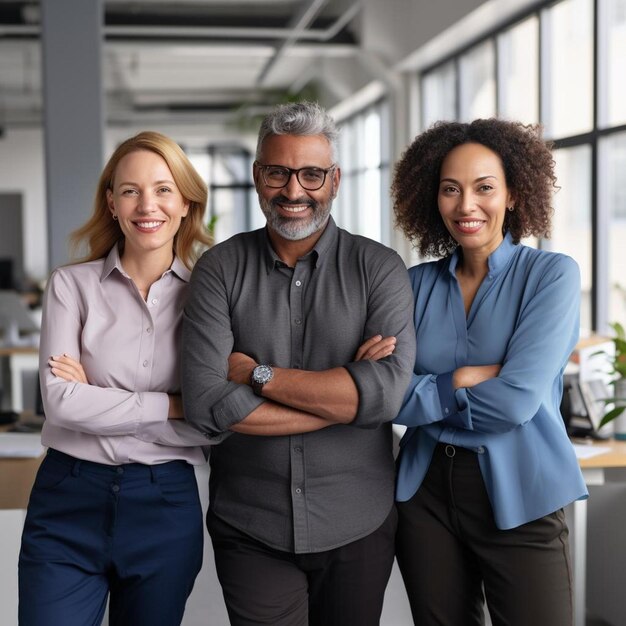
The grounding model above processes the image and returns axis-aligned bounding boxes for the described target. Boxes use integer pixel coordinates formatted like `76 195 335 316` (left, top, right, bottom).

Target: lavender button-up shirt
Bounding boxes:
39 245 212 466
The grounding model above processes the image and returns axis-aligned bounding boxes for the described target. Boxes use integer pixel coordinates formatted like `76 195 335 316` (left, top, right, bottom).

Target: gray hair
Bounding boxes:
255 101 339 162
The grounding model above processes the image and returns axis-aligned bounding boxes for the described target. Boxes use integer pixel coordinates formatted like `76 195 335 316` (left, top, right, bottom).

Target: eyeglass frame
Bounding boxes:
254 161 337 191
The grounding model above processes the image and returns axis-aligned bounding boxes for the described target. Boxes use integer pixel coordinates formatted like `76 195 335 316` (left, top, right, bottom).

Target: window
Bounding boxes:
541 0 594 139
600 131 626 323
422 61 457 128
335 101 390 244
598 0 626 127
497 16 539 124
208 148 254 243
552 145 593 331
459 40 496 121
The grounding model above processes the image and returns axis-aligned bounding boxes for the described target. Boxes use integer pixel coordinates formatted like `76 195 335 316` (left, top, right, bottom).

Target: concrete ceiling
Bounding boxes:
0 0 364 129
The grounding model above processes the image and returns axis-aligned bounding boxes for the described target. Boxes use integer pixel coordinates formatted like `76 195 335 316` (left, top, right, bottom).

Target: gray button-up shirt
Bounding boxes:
182 218 415 553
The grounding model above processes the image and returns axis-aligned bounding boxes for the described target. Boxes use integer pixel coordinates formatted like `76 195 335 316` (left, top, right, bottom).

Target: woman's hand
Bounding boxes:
228 352 257 385
453 364 501 389
48 354 88 384
355 335 397 361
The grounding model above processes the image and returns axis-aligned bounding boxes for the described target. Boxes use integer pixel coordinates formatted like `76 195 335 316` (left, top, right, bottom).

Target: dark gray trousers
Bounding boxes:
207 506 397 626
396 443 573 626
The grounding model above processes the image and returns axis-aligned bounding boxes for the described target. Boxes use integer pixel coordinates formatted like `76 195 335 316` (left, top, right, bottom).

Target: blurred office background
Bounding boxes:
0 0 625 624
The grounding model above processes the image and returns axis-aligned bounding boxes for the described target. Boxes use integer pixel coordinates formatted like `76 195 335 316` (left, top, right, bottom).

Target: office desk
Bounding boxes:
0 346 38 412
573 439 626 626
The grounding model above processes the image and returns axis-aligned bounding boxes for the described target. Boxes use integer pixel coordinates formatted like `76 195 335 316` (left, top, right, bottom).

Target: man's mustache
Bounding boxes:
270 195 316 209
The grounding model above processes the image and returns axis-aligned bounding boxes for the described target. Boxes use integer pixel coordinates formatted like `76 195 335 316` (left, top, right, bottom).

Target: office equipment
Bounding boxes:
561 374 610 439
0 290 39 347
0 259 14 290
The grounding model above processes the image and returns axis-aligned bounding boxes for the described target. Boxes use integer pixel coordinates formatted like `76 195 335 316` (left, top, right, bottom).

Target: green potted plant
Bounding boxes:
594 322 626 437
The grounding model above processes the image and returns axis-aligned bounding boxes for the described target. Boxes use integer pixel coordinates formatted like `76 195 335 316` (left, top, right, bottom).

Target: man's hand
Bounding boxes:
48 353 88 384
168 394 184 419
228 352 258 386
355 335 397 362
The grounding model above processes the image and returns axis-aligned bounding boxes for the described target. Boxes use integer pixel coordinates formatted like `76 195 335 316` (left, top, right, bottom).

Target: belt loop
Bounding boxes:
149 465 157 483
71 459 82 476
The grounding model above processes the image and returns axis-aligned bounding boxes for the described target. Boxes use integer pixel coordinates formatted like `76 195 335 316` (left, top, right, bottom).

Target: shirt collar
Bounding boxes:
449 231 517 278
100 243 190 283
262 216 338 273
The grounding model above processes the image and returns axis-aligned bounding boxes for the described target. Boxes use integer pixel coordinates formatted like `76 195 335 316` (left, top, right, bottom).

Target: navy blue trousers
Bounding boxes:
18 449 203 626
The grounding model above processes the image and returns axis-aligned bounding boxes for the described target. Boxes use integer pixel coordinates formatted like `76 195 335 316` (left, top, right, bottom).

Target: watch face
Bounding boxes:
253 365 273 384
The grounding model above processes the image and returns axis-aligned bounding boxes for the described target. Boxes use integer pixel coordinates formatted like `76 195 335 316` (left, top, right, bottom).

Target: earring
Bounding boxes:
507 206 514 212
112 214 118 221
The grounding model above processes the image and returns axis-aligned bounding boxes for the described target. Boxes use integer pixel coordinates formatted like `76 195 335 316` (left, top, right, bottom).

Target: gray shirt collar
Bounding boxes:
262 216 338 273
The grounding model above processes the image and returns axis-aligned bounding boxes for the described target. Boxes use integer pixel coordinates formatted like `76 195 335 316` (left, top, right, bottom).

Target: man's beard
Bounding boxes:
260 194 332 241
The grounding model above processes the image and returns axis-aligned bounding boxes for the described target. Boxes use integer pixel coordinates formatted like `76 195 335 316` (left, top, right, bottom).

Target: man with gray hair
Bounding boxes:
182 101 415 625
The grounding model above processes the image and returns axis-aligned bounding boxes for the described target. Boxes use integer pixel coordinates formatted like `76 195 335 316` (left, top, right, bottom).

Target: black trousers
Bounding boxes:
396 443 573 626
207 506 397 626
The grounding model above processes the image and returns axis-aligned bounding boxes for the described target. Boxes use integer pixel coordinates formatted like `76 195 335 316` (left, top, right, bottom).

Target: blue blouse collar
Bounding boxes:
448 231 517 278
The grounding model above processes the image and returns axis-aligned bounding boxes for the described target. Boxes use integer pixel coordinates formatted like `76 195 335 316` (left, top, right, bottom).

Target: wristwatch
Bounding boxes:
251 364 274 396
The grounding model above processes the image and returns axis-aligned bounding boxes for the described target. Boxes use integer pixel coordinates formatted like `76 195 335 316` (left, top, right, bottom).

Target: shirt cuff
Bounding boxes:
211 384 266 432
436 371 457 417
343 360 386 428
436 371 467 429
135 391 171 441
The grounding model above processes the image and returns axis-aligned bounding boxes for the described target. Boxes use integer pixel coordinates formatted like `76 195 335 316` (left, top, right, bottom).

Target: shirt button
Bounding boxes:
151 298 158 305
295 487 302 494
477 446 485 454
294 447 302 453
295 280 302 287
146 327 153 334
111 484 120 493
444 408 449 414
294 318 302 325
143 360 149 367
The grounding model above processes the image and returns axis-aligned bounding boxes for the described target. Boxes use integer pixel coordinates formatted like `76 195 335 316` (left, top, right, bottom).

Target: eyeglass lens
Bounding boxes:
263 166 329 190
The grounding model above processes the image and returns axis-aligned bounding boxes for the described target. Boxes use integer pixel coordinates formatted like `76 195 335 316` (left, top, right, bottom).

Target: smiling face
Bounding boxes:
254 134 340 243
106 149 189 262
438 142 514 258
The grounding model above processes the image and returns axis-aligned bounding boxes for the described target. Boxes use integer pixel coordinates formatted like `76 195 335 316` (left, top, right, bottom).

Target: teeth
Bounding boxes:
280 204 309 213
458 221 483 228
135 221 163 228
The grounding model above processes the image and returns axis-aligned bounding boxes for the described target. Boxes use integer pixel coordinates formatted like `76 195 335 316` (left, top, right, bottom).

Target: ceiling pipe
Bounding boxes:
0 2 362 43
256 0 329 87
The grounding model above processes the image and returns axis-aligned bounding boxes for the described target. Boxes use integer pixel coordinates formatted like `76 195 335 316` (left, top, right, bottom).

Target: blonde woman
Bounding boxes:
19 132 217 626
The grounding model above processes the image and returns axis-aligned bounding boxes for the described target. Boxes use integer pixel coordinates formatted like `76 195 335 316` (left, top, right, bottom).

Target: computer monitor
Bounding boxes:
0 259 14 290
0 290 39 339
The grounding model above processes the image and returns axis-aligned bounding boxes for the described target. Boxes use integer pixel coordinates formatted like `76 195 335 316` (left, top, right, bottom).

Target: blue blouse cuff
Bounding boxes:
436 371 459 419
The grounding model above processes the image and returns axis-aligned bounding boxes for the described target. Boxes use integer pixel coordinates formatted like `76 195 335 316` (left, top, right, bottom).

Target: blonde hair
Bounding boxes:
70 131 212 269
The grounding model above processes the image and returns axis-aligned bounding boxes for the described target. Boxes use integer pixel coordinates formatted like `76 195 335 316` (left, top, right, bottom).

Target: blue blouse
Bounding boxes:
395 233 588 529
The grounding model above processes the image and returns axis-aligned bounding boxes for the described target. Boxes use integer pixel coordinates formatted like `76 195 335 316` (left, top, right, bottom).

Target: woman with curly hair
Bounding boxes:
392 119 588 625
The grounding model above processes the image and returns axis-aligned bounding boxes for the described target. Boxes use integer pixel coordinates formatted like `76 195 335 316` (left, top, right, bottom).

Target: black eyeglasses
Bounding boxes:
255 162 336 191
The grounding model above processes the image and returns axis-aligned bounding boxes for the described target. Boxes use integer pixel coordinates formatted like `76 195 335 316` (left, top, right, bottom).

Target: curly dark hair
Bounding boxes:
392 118 557 258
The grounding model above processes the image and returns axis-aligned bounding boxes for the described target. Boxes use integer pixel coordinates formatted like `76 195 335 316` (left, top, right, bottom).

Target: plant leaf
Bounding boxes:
599 406 626 428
